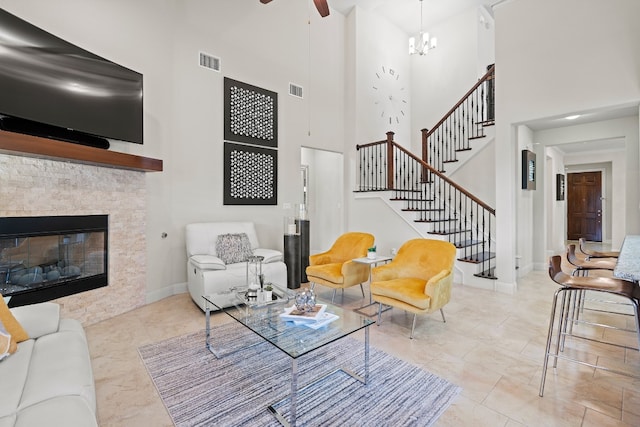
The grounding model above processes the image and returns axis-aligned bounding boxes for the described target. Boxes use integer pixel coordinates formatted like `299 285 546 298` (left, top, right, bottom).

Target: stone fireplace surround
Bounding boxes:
0 153 148 326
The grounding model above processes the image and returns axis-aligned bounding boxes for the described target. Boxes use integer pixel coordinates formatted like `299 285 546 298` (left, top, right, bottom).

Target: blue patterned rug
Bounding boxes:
138 321 461 426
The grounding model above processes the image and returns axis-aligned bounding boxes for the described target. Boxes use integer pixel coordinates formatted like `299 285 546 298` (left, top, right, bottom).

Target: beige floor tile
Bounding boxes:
84 265 640 426
435 395 509 426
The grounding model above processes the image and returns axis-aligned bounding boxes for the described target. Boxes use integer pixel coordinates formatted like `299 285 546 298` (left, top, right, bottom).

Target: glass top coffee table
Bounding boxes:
203 285 374 427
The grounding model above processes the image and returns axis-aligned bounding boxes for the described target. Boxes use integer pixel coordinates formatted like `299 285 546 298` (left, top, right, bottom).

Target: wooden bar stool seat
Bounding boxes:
579 238 620 260
566 243 616 276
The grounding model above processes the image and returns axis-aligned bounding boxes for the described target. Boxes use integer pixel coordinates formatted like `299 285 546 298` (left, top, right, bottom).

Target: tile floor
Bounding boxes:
86 247 640 426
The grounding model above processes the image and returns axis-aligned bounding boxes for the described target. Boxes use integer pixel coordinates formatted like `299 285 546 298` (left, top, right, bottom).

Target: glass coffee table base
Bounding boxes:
202 291 373 427
354 301 391 317
268 326 369 427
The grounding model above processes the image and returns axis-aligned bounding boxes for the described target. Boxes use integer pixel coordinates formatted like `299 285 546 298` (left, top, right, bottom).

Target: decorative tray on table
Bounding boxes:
235 286 291 308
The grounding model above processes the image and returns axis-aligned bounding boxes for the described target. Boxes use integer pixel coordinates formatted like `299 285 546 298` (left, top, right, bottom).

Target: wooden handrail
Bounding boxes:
424 65 495 139
359 137 495 215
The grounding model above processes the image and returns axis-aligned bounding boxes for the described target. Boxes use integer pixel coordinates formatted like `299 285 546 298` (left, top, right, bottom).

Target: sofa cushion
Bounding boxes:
14 396 97 427
185 222 261 257
0 340 33 418
19 327 95 412
0 415 16 427
253 248 283 264
306 263 345 285
0 296 28 343
371 278 431 310
189 255 226 271
10 303 60 340
216 233 253 264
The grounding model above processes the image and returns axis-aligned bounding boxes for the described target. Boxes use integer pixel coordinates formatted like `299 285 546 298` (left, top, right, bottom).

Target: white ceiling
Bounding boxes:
524 105 639 132
329 0 492 35
552 138 627 155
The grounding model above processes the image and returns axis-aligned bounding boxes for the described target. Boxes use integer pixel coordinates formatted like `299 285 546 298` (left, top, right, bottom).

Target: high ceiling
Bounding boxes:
329 0 492 35
327 0 639 141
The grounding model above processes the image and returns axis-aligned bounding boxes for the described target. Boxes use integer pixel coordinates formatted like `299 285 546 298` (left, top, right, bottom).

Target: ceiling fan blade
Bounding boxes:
313 0 330 17
260 0 273 4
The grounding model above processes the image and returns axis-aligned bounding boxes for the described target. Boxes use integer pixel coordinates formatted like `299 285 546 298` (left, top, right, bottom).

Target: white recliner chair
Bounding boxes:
185 222 287 311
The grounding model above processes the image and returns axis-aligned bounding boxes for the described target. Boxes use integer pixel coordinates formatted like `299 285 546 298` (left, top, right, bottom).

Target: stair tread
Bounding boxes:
392 198 436 202
458 251 495 263
475 267 497 279
454 239 481 248
428 229 471 235
468 134 486 140
443 159 459 164
414 218 457 223
455 148 473 152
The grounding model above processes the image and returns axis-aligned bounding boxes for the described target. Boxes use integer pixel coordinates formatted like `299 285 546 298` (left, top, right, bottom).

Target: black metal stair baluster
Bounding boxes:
482 208 488 276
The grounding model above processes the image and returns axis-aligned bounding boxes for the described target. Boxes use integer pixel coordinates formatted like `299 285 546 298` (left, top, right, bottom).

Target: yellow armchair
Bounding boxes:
371 238 456 339
305 232 375 303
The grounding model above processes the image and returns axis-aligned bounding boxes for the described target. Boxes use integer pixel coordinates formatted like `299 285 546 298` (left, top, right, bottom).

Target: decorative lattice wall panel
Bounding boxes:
223 142 277 205
223 77 278 205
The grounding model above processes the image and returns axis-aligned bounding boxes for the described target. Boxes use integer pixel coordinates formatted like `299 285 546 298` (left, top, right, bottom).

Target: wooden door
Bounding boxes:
567 171 602 241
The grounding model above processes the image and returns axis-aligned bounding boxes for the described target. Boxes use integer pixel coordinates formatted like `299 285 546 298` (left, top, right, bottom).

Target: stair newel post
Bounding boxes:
421 128 429 183
386 131 394 190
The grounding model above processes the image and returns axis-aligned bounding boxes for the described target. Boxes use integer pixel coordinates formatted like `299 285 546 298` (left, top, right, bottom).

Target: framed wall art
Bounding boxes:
224 77 278 148
224 142 277 205
556 173 565 201
521 149 536 190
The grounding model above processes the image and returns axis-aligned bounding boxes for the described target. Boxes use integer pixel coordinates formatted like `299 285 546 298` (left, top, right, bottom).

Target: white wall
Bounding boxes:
411 7 493 151
449 139 496 207
347 5 493 254
533 116 638 260
1 0 348 302
494 0 640 287
301 147 344 252
6 0 639 302
544 146 567 259
516 125 535 276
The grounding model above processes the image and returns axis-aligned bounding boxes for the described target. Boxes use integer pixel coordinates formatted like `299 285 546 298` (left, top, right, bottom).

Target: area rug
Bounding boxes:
138 322 461 426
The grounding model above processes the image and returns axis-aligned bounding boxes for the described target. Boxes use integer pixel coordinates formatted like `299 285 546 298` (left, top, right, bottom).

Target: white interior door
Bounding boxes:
301 147 344 253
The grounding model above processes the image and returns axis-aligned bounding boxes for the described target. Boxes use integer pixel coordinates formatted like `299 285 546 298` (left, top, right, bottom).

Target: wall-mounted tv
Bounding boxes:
0 8 143 148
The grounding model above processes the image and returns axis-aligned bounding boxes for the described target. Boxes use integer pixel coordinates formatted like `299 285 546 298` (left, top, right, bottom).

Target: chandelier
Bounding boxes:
408 0 437 55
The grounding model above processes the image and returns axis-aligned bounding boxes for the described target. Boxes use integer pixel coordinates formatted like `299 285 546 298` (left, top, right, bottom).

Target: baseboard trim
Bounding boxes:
146 282 187 304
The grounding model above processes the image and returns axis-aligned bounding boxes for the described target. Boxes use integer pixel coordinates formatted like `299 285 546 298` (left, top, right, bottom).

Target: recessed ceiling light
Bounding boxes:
565 115 580 120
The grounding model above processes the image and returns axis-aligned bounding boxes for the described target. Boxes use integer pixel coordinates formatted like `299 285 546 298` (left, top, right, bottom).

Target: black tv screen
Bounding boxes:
0 8 143 146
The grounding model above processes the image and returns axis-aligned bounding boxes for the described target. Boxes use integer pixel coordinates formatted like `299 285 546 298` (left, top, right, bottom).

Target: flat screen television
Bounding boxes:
0 8 143 148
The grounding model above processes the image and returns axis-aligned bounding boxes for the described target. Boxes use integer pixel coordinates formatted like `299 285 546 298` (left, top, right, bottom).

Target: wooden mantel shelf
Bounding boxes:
0 130 163 172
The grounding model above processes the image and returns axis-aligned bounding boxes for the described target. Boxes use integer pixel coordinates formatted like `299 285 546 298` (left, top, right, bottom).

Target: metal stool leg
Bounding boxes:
540 287 563 396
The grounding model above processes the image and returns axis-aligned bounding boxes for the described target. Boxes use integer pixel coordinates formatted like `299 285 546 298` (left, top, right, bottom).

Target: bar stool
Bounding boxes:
539 255 640 397
566 243 622 333
579 238 620 260
566 244 616 276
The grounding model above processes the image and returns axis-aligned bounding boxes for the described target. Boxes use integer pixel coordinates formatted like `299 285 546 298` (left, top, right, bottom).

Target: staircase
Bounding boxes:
355 66 496 286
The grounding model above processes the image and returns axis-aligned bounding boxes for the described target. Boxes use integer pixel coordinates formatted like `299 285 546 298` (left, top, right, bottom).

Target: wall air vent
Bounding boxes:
289 83 303 99
199 52 220 72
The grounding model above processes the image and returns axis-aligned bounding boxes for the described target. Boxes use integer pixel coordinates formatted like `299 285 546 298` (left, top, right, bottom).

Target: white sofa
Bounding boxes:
186 222 287 311
0 302 96 427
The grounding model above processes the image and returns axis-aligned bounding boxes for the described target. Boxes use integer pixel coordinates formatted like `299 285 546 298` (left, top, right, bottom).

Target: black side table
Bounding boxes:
284 233 301 289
